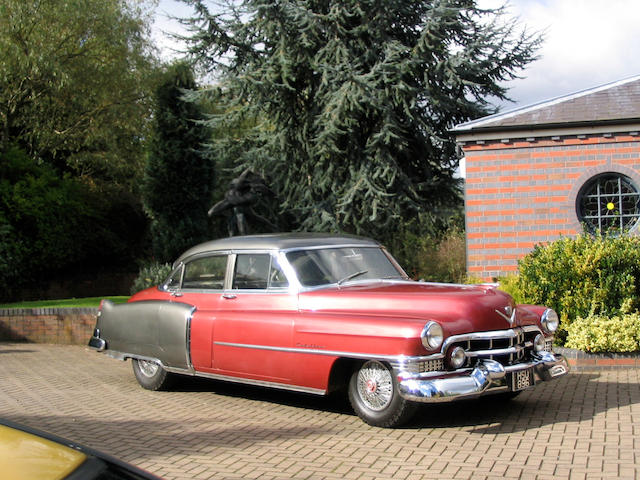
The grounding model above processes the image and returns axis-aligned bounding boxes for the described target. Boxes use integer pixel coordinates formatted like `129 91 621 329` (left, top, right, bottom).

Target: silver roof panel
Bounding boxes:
174 233 380 265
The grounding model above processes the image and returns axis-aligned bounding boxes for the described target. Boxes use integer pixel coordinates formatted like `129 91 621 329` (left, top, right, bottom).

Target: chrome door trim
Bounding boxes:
213 341 442 363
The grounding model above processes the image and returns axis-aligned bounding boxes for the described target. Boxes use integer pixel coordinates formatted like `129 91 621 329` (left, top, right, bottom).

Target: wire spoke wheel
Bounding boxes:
137 359 159 378
348 360 417 427
132 358 173 391
356 361 394 411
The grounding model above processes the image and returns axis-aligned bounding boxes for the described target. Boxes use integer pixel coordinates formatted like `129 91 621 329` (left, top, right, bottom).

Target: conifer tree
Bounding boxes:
143 62 213 262
182 0 540 242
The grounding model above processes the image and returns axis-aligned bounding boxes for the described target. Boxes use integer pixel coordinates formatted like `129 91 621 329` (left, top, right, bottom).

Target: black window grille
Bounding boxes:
577 173 640 234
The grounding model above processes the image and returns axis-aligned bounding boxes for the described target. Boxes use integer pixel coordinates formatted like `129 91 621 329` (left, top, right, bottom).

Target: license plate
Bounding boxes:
512 369 533 391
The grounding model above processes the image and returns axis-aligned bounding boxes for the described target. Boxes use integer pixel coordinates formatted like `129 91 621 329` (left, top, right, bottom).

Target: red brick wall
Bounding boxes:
0 308 98 345
462 134 640 280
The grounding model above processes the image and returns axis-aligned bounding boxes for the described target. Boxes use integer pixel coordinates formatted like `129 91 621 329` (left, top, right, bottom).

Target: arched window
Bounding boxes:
577 173 640 234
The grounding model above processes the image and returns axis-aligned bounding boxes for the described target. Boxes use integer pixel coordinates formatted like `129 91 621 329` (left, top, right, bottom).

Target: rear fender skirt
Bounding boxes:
95 300 195 370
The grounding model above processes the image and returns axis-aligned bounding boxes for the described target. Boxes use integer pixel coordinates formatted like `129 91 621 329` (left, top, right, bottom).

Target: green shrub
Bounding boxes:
131 262 172 294
497 275 525 304
391 218 466 284
516 233 640 343
565 313 640 353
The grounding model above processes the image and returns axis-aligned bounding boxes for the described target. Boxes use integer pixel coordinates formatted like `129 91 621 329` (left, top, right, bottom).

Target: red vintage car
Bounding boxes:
89 233 569 427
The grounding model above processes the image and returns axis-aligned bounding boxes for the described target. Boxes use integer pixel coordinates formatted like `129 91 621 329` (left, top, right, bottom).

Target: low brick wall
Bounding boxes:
0 308 98 345
555 347 640 370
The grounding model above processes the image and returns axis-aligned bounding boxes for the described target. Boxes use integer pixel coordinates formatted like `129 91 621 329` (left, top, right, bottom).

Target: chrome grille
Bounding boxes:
545 339 553 352
447 328 540 367
416 359 445 373
396 358 444 374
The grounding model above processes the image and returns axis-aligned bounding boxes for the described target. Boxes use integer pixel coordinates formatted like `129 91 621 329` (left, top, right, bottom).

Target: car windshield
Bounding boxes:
286 247 406 287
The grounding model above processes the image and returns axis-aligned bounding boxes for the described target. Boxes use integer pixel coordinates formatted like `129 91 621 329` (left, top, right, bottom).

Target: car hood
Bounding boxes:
298 280 531 336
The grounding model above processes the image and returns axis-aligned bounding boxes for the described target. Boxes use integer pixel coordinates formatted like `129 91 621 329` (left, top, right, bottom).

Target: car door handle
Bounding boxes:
222 294 237 300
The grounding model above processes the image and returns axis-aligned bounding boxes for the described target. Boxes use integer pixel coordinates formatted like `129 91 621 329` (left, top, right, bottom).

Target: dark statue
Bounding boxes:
208 169 277 236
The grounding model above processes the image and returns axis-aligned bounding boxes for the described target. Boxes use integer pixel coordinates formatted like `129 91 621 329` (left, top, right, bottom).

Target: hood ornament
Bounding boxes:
495 306 516 325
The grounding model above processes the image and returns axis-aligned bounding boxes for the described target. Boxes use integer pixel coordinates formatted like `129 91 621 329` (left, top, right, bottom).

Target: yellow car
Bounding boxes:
0 419 161 480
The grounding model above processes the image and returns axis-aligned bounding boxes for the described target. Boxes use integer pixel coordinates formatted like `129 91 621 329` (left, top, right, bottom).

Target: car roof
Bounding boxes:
174 233 380 265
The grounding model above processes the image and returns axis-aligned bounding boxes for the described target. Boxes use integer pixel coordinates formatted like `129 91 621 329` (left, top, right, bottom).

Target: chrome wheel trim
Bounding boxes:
137 359 159 377
356 361 393 411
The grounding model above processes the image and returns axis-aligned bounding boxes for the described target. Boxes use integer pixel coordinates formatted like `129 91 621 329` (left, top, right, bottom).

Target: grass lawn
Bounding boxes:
0 296 130 309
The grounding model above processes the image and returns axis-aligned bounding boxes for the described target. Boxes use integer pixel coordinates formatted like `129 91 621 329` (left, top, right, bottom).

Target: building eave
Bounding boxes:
455 121 640 144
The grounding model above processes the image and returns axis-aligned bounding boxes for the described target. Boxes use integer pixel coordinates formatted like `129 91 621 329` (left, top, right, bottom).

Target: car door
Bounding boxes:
173 253 230 371
212 252 296 384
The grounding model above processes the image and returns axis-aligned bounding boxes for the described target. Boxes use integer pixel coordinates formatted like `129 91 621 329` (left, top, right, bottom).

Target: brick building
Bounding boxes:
453 75 640 280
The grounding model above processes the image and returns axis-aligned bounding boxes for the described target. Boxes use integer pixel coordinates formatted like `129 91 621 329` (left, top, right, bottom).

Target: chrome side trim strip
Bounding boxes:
213 341 435 363
210 327 545 364
185 306 196 371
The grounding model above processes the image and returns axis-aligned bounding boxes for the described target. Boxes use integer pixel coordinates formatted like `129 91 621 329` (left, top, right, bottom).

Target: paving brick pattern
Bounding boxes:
1 343 639 479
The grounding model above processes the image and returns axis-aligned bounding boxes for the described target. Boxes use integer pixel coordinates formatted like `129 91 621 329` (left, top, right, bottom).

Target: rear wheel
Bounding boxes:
348 360 417 428
131 358 174 391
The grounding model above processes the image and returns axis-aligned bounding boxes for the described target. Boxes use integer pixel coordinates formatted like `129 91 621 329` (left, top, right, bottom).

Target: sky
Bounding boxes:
153 0 640 111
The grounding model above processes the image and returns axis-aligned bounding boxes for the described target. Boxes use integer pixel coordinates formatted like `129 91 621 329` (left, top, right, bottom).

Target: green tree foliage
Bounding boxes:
393 213 466 282
130 261 172 294
181 0 540 243
0 146 146 301
515 234 640 344
143 62 214 262
0 0 158 185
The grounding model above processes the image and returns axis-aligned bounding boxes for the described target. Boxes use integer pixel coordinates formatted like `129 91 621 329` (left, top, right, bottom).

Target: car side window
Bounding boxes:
233 254 288 290
164 266 183 290
182 255 227 290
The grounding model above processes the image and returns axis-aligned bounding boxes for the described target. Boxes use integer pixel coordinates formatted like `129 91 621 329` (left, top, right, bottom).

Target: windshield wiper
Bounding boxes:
337 270 369 285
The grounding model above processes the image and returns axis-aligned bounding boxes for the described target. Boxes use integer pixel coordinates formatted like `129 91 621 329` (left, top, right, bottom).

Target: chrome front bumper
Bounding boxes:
397 351 569 403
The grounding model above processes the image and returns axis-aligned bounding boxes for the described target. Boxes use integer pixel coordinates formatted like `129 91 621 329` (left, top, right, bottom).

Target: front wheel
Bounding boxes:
348 360 417 428
131 358 174 391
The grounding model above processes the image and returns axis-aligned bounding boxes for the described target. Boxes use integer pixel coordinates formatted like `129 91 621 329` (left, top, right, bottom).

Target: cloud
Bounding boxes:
152 0 195 59
494 0 640 108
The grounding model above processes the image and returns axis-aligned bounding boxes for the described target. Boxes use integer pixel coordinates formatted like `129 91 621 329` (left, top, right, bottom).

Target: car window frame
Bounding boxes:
161 252 233 293
228 250 291 293
181 254 230 291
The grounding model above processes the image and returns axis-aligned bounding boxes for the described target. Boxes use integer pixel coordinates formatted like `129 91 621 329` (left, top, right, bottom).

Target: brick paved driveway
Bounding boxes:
0 343 638 480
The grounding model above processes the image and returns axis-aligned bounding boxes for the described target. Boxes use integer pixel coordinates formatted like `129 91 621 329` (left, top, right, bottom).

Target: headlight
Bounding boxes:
448 346 466 369
541 309 559 333
533 334 546 352
421 321 444 350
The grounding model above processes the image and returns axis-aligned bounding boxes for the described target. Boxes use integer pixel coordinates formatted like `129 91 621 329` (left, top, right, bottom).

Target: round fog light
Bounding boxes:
534 334 546 352
449 346 466 369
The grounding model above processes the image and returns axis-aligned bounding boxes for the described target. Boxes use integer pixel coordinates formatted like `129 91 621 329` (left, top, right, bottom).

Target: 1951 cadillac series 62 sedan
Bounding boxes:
89 233 569 427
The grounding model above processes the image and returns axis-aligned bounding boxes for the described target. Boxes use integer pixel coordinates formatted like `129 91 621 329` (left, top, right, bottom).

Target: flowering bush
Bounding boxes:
565 313 640 353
